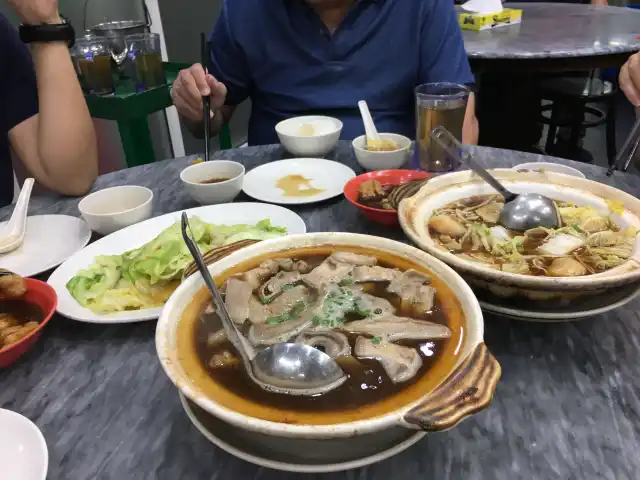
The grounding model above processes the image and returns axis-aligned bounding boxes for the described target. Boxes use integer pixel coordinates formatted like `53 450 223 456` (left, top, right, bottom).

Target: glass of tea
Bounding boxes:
414 83 470 173
71 36 115 96
125 33 166 92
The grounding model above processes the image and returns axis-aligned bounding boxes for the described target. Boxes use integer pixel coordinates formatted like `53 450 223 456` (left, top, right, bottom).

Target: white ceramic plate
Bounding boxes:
47 203 306 324
242 159 356 205
0 409 48 480
180 393 425 474
0 215 91 277
478 282 640 322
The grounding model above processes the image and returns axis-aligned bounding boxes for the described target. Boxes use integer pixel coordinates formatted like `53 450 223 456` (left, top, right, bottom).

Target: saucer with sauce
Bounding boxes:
242 158 356 205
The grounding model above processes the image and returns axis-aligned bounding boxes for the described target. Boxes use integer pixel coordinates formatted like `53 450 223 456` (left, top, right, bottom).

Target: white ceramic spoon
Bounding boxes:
357 100 381 148
0 178 34 254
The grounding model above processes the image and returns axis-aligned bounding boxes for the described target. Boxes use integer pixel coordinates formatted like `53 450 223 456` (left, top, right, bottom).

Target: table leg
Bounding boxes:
117 118 156 168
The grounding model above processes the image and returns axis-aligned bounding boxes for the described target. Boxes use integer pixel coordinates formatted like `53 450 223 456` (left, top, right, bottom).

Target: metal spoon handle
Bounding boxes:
608 114 640 175
430 126 517 203
180 213 256 367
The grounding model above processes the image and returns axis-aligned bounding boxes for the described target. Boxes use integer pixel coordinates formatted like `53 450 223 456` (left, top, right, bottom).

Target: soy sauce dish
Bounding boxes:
156 232 500 440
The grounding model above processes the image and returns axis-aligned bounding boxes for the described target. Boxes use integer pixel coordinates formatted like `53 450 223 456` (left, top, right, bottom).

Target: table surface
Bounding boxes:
461 3 640 59
2 142 640 480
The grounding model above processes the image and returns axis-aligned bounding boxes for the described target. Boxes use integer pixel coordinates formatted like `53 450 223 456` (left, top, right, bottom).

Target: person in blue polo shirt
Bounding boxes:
171 0 478 147
0 0 98 208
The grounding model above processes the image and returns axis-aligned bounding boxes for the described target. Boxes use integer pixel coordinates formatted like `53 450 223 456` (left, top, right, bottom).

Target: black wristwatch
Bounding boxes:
19 15 75 48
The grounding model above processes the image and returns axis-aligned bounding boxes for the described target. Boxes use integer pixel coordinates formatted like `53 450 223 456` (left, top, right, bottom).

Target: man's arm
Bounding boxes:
6 1 97 196
9 40 98 195
418 0 478 145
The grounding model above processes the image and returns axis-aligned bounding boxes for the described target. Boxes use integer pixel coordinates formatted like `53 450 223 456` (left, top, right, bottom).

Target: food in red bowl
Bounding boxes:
0 270 57 367
343 170 431 225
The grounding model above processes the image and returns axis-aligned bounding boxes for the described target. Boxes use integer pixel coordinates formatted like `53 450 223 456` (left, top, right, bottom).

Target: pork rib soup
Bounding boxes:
428 195 636 277
177 246 464 425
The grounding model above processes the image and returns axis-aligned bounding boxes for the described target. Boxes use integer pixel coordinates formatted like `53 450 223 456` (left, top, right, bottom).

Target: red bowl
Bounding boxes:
343 170 431 226
0 279 57 367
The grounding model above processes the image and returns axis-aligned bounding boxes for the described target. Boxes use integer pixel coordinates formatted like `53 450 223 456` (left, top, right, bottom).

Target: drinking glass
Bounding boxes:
71 36 115 96
415 83 470 172
125 33 166 92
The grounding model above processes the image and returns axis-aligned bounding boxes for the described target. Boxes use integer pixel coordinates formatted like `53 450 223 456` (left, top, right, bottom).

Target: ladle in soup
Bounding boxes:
180 213 347 396
430 126 560 232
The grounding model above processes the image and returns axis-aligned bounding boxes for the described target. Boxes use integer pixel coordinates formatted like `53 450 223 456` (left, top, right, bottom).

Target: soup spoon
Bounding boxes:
180 213 347 397
430 126 560 231
0 178 34 254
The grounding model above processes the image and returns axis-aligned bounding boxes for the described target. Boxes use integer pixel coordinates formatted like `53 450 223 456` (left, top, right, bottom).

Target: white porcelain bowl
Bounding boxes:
0 409 48 480
352 134 411 171
275 116 343 157
180 161 245 205
79 185 153 236
400 169 640 300
156 232 500 441
513 162 585 179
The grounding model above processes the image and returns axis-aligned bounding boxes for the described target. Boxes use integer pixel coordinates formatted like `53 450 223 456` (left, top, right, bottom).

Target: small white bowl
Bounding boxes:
180 161 245 205
352 134 411 171
513 162 586 179
0 409 48 480
79 185 153 236
275 116 343 157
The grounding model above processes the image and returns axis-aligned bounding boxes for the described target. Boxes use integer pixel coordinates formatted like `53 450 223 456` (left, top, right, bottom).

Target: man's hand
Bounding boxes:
620 53 640 107
171 63 228 123
9 0 61 25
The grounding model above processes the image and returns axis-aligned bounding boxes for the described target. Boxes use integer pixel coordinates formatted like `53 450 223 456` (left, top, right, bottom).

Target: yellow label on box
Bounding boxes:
459 9 522 31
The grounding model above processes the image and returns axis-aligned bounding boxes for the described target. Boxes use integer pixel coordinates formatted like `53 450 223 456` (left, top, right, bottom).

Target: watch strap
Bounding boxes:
19 16 75 48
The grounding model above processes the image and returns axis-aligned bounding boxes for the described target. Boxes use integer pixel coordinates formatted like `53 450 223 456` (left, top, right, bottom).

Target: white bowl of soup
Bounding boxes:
399 169 640 301
180 161 245 205
156 232 499 440
275 116 343 157
352 134 411 171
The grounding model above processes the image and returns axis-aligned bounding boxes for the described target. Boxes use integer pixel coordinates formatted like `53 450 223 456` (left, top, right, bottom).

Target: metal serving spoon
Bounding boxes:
430 126 560 232
180 213 347 396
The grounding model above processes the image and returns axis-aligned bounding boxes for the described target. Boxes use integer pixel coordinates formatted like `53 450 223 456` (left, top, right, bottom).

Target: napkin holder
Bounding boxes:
459 9 522 31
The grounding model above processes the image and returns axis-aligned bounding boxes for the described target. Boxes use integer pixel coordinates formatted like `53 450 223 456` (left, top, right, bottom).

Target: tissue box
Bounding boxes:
459 9 522 31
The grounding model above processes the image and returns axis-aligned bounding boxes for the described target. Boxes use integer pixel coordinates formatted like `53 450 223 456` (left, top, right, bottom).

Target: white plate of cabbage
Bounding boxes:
47 203 306 324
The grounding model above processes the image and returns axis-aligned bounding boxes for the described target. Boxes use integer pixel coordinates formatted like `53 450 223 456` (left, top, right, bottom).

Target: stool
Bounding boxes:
537 71 617 166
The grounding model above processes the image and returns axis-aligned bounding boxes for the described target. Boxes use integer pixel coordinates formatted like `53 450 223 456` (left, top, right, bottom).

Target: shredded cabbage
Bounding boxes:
66 217 287 313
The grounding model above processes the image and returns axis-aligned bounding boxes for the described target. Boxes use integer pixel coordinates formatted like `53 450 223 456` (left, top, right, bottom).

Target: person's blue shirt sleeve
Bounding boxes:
208 0 251 106
418 0 474 86
0 14 38 133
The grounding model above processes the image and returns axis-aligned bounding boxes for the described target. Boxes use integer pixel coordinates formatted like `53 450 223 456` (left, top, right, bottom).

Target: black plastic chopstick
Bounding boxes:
200 32 211 162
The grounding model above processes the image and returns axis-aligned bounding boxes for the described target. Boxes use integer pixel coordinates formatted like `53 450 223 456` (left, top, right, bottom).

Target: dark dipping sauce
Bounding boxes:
177 246 464 425
200 177 231 184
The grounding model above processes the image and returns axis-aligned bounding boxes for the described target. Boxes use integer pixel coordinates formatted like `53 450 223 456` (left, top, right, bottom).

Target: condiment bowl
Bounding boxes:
343 170 431 226
79 185 153 236
180 161 245 205
275 116 343 157
0 279 57 367
399 169 640 301
513 162 585 179
352 134 411 171
0 409 48 480
156 232 500 441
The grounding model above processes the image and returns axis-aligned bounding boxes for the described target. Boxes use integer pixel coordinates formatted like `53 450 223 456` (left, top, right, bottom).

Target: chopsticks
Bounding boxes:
201 32 211 162
607 114 640 176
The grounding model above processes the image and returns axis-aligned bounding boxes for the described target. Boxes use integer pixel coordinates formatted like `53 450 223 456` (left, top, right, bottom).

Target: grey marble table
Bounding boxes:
2 142 640 480
462 3 640 60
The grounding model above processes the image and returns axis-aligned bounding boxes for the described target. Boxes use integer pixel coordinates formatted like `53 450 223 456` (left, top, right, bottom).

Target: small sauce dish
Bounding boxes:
180 160 245 205
352 134 411 171
79 185 154 236
513 162 586 179
0 409 48 480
